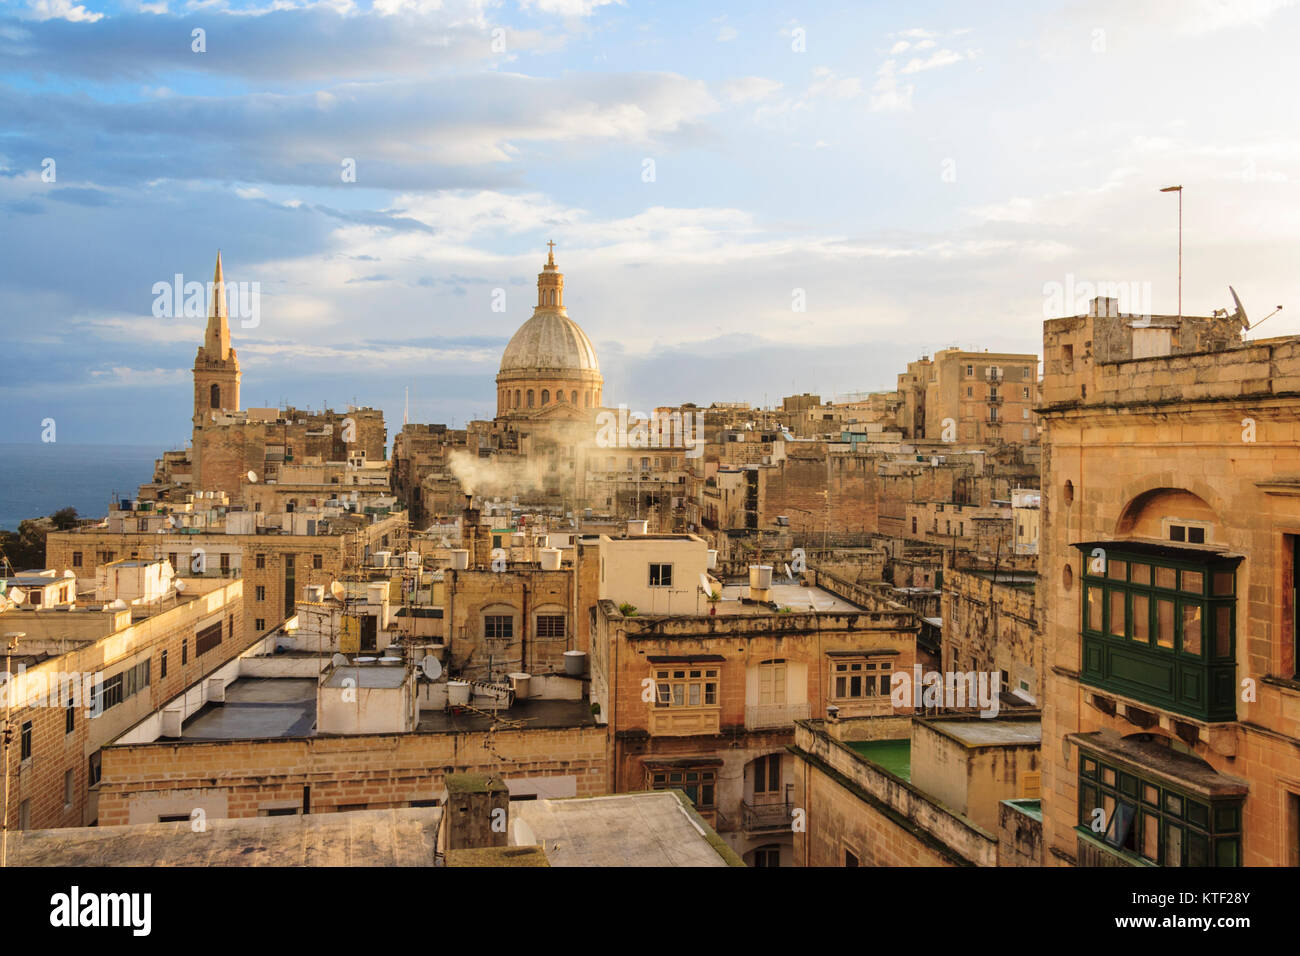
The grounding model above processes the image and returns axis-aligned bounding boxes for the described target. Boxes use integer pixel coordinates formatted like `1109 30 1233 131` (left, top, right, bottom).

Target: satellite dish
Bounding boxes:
331 653 350 669
783 563 793 580
63 570 75 578
247 470 258 483
330 580 346 601
7 588 24 604
1229 286 1248 329
699 572 712 594
421 655 443 680
174 580 187 593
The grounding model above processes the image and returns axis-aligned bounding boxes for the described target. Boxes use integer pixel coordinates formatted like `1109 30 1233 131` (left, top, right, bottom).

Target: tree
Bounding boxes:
50 507 79 531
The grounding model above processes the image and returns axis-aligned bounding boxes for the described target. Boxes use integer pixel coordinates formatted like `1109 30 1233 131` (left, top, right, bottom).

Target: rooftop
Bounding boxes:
180 678 317 740
513 792 738 867
848 738 912 781
6 808 441 866
924 717 1042 748
713 581 862 615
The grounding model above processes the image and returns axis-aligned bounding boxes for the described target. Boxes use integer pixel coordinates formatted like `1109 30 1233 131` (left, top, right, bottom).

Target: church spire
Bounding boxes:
537 241 564 309
204 250 231 360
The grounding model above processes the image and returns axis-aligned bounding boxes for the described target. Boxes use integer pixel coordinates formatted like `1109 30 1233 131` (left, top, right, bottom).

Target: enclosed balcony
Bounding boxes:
1075 541 1241 723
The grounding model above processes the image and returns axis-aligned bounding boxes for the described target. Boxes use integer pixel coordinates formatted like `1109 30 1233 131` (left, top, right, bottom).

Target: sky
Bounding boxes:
2 0 1299 447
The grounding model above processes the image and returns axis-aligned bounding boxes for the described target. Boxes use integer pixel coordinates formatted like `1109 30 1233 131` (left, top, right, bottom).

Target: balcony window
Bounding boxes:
1077 749 1242 866
654 668 718 707
833 657 893 699
1077 542 1240 722
650 768 716 810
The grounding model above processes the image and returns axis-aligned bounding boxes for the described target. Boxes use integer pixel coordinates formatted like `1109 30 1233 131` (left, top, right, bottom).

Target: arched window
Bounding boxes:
527 390 534 408
209 383 220 409
571 390 578 404
541 389 550 405
557 390 565 402
515 390 521 407
584 392 591 408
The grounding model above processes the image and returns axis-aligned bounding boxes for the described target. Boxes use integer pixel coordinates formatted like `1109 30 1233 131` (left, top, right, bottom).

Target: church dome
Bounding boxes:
499 311 600 375
495 245 604 418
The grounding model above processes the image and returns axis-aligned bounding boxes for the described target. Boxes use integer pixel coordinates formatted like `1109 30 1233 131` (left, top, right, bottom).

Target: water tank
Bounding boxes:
749 565 773 590
539 548 562 571
448 680 471 706
405 551 420 569
303 584 325 602
563 650 587 676
374 550 392 568
449 550 469 570
511 532 526 549
627 519 648 536
508 672 531 698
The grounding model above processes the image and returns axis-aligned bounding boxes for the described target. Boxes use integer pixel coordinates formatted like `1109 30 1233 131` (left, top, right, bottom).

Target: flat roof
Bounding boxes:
323 665 407 689
514 792 734 867
417 697 594 733
714 582 862 615
926 718 1041 747
181 678 317 740
848 739 911 781
7 808 441 867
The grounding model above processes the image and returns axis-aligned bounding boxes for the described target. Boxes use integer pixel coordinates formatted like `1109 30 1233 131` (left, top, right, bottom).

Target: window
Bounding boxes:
1167 521 1208 545
160 650 168 679
650 768 716 809
255 618 265 632
66 696 75 734
1079 545 1239 722
536 615 565 638
64 769 74 808
19 800 30 831
752 845 781 867
527 390 535 407
757 660 787 706
965 364 974 377
21 721 32 761
654 668 719 708
255 585 266 601
210 383 221 409
313 554 323 570
484 615 514 639
541 390 549 405
72 551 82 568
833 657 893 699
182 640 188 665
196 621 222 656
966 386 973 397
1079 751 1241 866
753 754 782 794
255 553 266 569
649 563 673 587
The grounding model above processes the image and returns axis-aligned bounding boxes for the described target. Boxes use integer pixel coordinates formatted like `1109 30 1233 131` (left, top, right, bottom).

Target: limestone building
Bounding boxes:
1038 295 1300 867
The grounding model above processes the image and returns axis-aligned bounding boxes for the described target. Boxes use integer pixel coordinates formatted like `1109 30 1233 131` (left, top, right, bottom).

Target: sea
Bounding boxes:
0 443 169 531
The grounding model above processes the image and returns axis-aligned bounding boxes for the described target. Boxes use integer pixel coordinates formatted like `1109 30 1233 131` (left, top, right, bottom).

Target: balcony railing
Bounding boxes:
744 701 811 730
741 799 793 832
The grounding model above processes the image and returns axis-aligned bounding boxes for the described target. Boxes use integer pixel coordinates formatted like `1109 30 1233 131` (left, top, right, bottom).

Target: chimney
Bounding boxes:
441 773 510 852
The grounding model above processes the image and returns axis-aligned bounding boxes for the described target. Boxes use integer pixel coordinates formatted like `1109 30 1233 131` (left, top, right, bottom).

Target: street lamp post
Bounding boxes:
1160 185 1183 320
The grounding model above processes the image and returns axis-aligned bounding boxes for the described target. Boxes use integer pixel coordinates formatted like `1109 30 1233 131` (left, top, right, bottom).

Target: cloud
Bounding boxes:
0 4 559 83
516 0 622 16
25 0 103 22
869 60 913 112
2 71 719 187
720 75 782 104
899 49 969 74
716 24 737 42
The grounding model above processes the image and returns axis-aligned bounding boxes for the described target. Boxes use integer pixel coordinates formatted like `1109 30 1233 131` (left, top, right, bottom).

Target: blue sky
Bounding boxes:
2 0 1299 446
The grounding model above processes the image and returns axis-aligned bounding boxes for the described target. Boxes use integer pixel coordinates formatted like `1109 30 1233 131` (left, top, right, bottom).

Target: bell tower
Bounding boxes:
192 251 242 430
